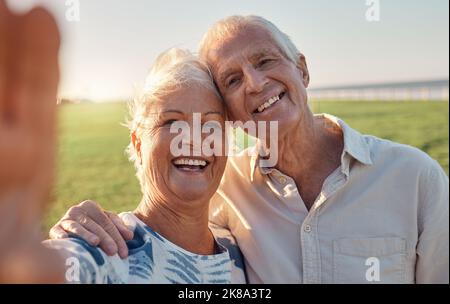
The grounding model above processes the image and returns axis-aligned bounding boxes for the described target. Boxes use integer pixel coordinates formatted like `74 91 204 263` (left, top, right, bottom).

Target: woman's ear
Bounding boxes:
131 131 142 165
296 53 310 88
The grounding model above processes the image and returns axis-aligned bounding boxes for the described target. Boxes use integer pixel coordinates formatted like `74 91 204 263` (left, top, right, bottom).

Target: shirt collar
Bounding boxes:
249 114 373 180
324 114 373 176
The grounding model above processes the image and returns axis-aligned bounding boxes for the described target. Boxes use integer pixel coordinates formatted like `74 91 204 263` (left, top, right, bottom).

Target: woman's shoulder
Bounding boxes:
43 236 129 283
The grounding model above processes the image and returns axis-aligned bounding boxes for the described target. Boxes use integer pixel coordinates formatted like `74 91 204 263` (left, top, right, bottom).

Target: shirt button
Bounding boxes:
304 225 312 233
278 176 287 184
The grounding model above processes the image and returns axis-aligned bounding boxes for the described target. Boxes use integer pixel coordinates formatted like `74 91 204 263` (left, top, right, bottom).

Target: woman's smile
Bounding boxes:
172 156 210 174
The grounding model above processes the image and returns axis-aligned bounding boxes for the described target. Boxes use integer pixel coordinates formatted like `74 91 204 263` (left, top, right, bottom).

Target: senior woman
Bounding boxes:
44 48 246 284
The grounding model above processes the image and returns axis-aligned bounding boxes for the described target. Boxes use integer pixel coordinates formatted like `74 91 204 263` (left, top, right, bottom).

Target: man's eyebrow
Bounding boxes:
217 49 281 83
248 49 279 61
218 67 238 84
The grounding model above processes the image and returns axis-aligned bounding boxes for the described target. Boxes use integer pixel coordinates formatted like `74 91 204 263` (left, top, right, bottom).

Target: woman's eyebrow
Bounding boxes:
151 110 222 116
161 109 184 114
204 111 224 116
145 109 183 116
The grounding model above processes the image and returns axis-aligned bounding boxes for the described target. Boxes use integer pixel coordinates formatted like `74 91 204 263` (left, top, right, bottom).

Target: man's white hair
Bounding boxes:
126 48 220 193
199 15 300 64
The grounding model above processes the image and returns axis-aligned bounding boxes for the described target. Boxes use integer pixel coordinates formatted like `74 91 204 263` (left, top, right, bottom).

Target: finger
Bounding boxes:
97 216 129 259
59 220 103 247
48 224 69 240
106 213 132 258
17 8 60 207
106 212 134 241
1 1 18 124
0 0 9 118
74 213 128 258
80 202 129 258
5 8 53 127
14 7 60 131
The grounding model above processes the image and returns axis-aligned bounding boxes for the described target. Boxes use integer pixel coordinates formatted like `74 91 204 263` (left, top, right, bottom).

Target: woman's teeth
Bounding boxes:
173 158 207 166
257 93 283 113
173 158 208 171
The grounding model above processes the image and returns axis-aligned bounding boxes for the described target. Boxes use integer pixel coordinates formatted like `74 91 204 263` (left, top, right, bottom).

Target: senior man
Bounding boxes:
50 15 449 284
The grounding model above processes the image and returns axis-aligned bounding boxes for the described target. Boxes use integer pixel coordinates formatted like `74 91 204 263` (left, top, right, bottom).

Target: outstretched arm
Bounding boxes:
0 1 62 283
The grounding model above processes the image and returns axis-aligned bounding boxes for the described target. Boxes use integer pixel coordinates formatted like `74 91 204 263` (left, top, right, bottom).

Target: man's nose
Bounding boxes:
244 68 268 95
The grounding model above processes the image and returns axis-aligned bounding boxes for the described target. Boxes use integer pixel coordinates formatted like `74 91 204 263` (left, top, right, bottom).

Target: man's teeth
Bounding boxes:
173 158 207 167
257 94 280 113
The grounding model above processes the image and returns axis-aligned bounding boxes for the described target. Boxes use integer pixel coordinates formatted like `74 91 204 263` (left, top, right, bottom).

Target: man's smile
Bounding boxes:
253 91 286 115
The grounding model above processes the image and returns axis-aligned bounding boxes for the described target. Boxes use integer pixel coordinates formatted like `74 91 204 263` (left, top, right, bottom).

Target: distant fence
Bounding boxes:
308 80 449 101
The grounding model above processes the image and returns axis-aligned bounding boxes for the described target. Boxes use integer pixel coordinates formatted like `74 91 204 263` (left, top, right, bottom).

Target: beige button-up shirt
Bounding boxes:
209 114 449 284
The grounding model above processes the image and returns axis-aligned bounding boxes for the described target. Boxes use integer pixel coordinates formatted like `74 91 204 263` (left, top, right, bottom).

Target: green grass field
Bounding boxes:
43 101 449 230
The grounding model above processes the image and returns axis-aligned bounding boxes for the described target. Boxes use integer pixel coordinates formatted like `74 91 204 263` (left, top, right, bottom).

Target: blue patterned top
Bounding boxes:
44 212 246 284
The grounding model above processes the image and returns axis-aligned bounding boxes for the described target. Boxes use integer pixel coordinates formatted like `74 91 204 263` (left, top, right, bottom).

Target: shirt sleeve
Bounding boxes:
43 237 127 284
415 160 449 284
208 192 229 229
209 223 247 284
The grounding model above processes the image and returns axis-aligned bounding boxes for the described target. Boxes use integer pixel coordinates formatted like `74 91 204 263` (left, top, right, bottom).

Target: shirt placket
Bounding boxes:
300 168 349 284
300 202 322 284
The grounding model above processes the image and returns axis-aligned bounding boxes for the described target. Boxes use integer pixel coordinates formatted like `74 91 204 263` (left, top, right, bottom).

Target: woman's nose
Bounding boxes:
181 118 205 155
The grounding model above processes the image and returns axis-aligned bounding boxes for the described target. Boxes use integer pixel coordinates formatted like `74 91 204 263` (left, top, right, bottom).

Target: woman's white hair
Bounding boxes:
199 15 301 64
126 48 220 193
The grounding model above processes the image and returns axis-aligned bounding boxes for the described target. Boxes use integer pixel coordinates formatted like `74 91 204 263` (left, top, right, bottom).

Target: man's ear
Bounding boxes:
131 131 142 164
296 53 310 88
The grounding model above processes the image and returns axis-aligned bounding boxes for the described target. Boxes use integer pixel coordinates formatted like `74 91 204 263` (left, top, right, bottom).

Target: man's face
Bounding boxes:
206 25 310 135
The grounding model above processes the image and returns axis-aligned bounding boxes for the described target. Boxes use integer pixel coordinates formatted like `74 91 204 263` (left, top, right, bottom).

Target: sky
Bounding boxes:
6 0 450 101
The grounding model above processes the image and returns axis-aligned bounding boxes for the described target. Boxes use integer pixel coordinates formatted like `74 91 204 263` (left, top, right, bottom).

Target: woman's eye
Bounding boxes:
203 120 222 130
163 119 178 126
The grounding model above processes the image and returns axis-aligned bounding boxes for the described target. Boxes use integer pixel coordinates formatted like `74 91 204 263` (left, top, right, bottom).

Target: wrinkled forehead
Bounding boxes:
145 84 225 115
206 26 283 76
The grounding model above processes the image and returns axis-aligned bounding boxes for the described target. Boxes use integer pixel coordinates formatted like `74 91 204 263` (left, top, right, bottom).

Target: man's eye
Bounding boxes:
258 59 273 68
227 77 240 88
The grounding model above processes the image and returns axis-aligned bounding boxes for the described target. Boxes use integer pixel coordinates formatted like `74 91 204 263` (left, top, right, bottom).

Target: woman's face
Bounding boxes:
136 84 227 204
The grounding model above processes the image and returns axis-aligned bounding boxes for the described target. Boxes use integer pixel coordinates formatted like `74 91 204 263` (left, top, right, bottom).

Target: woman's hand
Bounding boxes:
49 200 134 259
0 1 63 283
